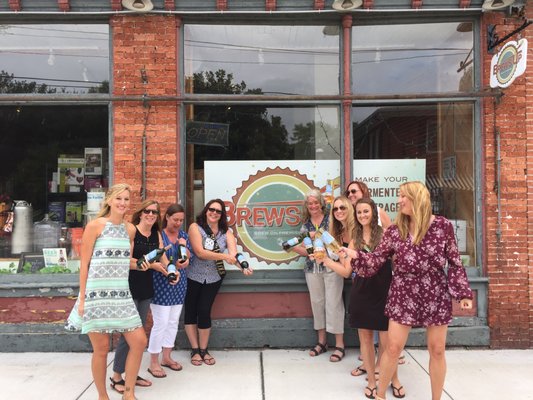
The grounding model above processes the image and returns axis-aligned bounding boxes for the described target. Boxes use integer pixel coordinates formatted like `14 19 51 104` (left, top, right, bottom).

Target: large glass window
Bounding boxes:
0 24 109 93
0 105 109 271
352 22 474 94
352 103 476 267
185 25 339 95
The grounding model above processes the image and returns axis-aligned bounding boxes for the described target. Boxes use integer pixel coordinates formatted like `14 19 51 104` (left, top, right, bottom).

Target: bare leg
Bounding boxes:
148 352 166 377
330 333 345 361
88 332 111 400
184 323 199 348
185 324 203 365
310 328 327 356
359 329 378 395
162 347 180 368
380 329 404 396
376 321 410 399
199 327 215 365
427 325 448 400
122 327 147 400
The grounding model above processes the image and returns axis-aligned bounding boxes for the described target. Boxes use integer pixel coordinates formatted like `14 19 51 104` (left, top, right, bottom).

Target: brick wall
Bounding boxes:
111 15 180 212
482 5 532 348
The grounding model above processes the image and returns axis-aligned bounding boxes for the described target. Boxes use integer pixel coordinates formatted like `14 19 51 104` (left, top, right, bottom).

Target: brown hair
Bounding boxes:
162 203 185 229
131 199 162 232
353 197 383 251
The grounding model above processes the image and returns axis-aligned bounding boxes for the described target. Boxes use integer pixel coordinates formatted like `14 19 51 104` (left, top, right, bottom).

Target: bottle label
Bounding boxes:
167 264 177 273
287 237 299 246
236 254 245 263
321 231 335 245
145 249 158 261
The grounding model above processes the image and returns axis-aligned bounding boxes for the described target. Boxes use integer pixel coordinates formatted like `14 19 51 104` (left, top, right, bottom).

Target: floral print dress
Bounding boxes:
351 216 473 327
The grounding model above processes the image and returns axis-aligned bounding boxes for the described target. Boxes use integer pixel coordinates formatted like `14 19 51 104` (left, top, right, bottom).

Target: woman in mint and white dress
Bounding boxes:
66 183 147 400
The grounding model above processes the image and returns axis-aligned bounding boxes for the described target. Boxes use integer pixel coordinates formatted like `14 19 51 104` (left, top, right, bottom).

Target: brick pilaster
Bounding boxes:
265 0 276 12
8 0 21 11
57 0 70 12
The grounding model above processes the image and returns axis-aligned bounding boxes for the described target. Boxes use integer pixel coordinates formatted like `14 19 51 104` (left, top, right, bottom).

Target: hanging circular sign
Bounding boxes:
490 39 527 89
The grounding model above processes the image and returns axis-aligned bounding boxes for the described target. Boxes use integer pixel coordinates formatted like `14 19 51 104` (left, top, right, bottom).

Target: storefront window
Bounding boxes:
186 103 340 211
0 105 109 272
0 24 109 94
352 103 476 267
185 25 339 95
352 22 474 94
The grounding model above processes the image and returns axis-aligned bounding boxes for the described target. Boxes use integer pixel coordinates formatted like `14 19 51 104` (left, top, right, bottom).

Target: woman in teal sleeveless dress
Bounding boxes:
66 183 147 400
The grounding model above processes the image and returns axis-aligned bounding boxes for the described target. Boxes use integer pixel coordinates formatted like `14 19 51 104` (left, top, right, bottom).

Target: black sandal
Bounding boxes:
329 346 345 362
190 348 203 366
109 377 125 394
309 342 328 356
364 386 377 399
391 384 406 398
200 348 216 365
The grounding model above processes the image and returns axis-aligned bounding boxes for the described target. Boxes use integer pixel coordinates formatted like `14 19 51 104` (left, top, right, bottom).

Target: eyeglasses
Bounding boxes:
142 209 159 215
207 207 223 215
333 206 348 212
345 188 360 196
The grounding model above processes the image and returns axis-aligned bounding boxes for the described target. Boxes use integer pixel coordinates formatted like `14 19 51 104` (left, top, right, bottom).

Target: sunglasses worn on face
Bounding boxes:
345 189 360 196
208 207 223 215
142 209 159 215
333 206 348 212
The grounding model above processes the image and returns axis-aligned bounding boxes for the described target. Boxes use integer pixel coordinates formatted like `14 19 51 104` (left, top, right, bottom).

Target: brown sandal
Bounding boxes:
309 342 328 357
329 346 345 362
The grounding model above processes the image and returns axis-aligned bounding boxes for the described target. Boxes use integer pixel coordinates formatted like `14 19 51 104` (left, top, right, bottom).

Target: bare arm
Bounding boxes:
323 240 354 278
379 207 392 230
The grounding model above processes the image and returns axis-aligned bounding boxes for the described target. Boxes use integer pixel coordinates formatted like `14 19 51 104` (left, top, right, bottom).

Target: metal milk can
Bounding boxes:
11 200 33 255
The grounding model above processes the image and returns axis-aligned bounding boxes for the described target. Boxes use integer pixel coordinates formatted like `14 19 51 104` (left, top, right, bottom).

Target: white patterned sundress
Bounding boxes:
65 222 142 334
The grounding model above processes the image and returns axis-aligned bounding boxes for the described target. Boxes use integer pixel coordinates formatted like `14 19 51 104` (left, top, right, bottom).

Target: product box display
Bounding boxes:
48 201 65 223
65 201 83 224
84 148 104 176
58 157 85 192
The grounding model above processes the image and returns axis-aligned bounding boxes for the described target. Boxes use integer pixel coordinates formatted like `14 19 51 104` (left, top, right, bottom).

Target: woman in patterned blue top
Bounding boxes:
184 199 253 366
148 203 190 375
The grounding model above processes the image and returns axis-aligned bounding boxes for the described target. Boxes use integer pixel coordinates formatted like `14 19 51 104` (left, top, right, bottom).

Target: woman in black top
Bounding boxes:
110 200 172 393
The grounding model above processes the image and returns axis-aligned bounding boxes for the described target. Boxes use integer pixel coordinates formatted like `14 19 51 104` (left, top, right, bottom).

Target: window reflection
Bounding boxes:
0 25 109 94
352 23 474 94
185 105 340 217
185 25 339 95
352 103 476 266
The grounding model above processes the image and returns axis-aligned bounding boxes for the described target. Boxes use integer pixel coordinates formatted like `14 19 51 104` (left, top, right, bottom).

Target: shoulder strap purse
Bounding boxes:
203 225 226 278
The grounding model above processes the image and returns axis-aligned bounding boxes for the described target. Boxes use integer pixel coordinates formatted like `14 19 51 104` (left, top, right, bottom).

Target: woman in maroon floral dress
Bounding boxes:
340 181 473 400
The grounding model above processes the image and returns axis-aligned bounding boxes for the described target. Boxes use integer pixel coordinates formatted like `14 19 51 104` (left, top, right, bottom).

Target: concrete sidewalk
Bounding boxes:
1 348 532 400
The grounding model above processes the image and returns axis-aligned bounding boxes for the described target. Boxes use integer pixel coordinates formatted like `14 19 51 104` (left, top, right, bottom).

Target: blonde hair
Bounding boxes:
328 195 355 244
395 181 432 245
97 183 131 218
301 188 326 222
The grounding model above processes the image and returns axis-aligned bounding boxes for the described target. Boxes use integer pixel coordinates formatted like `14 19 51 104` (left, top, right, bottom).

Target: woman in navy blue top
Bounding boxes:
148 203 190 375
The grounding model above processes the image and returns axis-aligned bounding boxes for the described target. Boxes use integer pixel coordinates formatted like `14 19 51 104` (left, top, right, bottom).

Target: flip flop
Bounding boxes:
351 365 367 376
391 384 406 398
147 368 167 378
365 386 377 399
109 377 125 394
135 375 152 387
162 362 183 371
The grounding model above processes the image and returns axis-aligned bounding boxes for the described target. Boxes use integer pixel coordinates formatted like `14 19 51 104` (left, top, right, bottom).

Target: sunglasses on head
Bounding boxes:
207 207 223 215
333 205 348 212
345 188 360 196
142 209 159 215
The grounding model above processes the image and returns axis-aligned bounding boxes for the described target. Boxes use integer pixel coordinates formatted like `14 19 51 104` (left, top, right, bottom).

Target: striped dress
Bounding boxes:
65 221 142 334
